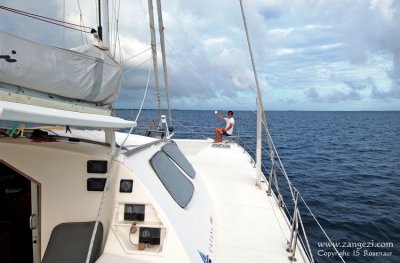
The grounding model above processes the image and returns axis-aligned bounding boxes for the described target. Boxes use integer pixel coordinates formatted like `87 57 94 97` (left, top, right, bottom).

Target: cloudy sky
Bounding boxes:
1 0 400 110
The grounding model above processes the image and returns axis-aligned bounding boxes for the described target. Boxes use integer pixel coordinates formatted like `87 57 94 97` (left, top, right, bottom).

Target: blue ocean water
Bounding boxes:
119 109 400 262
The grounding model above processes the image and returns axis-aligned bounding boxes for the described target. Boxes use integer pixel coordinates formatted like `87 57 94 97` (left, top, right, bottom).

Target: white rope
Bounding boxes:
85 127 138 263
86 42 148 263
85 58 155 262
135 64 152 122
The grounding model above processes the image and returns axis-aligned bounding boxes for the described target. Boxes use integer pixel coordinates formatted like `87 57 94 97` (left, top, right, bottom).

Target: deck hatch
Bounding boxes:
150 151 194 208
161 142 196 178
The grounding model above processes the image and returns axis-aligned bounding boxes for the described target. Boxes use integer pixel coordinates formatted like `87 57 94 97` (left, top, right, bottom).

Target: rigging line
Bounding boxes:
296 210 315 263
239 0 273 144
171 120 210 139
111 0 116 47
124 46 153 63
0 5 93 29
239 0 279 192
299 194 346 263
110 0 116 56
0 6 92 33
117 28 123 63
238 0 265 111
114 0 121 57
122 57 153 75
113 0 121 58
135 64 152 122
238 7 303 249
109 0 114 50
76 0 89 45
63 0 66 46
86 69 138 263
227 95 257 113
267 131 296 199
165 38 212 84
165 38 257 112
86 126 138 263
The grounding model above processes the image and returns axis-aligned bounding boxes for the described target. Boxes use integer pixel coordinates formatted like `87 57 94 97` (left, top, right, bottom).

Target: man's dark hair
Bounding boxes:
228 111 234 115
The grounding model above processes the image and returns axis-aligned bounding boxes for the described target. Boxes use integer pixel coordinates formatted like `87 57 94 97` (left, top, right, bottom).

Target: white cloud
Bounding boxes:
269 28 294 37
369 0 395 23
318 43 345 51
275 48 304 56
201 37 231 49
304 24 333 31
1 0 399 110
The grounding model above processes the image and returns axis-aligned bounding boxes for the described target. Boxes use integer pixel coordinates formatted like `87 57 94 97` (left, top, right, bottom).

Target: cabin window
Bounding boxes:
161 143 196 178
150 151 194 208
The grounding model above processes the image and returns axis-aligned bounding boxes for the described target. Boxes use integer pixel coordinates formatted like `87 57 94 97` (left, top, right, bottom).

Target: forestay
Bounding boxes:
0 29 121 105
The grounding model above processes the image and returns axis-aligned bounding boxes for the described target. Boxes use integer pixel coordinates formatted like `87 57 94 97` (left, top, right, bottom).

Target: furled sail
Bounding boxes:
0 29 121 105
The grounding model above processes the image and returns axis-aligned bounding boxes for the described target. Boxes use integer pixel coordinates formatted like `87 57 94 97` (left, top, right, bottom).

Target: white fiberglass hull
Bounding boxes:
0 128 309 263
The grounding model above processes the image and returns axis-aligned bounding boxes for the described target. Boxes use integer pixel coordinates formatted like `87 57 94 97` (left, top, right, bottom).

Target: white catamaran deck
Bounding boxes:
177 140 308 263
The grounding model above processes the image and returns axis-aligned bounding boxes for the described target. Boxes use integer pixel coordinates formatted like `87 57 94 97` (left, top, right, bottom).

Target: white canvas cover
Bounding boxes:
0 29 121 105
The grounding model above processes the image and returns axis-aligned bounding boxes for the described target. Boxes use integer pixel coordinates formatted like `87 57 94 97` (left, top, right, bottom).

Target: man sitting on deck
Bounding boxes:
214 110 235 143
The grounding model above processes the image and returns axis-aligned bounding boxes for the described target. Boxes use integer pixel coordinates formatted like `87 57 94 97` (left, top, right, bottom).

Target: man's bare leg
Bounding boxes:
215 128 223 143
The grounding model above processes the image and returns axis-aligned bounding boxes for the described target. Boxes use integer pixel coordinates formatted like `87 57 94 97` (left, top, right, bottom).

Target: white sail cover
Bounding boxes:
0 29 121 105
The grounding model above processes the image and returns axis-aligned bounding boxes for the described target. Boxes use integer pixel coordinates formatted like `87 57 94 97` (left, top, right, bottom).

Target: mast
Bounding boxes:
97 0 102 41
148 0 162 121
156 0 173 128
97 0 110 49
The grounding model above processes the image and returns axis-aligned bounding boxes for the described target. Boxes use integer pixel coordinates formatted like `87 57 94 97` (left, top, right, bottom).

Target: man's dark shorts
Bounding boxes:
222 131 231 136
